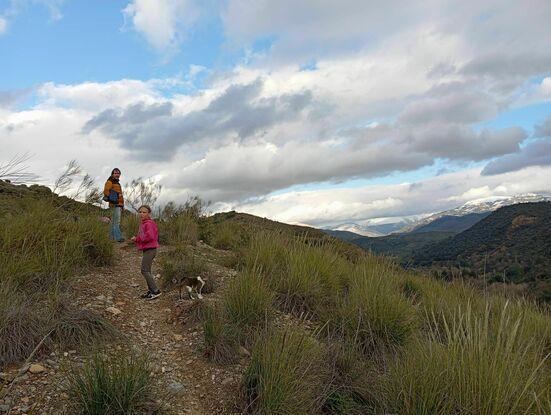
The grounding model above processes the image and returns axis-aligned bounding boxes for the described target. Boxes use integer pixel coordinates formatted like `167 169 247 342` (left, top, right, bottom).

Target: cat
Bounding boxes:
172 276 206 300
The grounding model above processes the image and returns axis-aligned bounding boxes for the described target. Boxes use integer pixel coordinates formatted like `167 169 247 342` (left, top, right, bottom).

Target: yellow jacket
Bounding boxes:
103 179 124 207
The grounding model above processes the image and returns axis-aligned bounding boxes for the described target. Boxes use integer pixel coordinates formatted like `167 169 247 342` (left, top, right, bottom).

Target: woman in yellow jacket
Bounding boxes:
103 168 125 242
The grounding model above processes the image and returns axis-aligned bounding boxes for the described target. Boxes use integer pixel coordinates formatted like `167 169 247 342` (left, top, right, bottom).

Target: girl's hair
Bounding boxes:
111 168 121 175
138 205 152 213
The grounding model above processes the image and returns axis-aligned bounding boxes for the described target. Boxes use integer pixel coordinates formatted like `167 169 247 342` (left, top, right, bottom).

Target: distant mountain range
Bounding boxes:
323 199 551 303
325 193 551 237
401 193 551 233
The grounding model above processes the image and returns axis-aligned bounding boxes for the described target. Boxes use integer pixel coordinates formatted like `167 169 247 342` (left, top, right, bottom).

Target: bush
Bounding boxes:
66 350 155 415
243 328 331 415
338 261 417 352
383 303 550 415
321 336 378 415
158 245 208 289
0 288 52 367
211 221 248 250
160 213 198 245
223 269 273 330
203 304 239 364
120 211 140 241
0 200 113 291
51 299 118 350
242 231 287 276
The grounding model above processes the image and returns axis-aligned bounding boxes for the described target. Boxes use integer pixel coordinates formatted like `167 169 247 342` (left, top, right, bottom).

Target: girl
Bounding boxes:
103 168 125 242
131 205 161 300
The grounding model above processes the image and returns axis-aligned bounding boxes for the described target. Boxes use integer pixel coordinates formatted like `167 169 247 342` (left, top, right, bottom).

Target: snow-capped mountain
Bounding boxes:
400 193 551 233
329 223 383 237
326 216 425 237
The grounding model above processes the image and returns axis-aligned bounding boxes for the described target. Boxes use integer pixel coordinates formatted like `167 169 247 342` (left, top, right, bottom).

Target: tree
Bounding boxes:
123 177 162 213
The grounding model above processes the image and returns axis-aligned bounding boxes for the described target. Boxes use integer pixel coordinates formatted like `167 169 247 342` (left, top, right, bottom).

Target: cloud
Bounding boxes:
0 0 66 31
122 0 199 52
535 114 551 138
37 80 161 111
82 79 315 160
398 83 498 125
0 88 32 108
402 124 525 161
0 16 6 34
481 139 551 176
230 166 551 227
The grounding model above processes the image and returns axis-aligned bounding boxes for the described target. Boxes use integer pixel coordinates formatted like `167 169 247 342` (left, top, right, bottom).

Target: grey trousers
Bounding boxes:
141 248 159 293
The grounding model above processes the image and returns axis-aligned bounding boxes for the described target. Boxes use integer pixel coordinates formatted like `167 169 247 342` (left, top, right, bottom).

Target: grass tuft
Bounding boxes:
243 328 331 415
66 350 155 415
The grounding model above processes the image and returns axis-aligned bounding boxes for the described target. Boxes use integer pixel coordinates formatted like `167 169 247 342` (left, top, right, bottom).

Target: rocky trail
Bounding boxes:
2 243 246 415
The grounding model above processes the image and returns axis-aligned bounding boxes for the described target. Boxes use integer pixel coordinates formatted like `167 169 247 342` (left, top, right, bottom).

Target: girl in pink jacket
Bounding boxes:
131 205 161 300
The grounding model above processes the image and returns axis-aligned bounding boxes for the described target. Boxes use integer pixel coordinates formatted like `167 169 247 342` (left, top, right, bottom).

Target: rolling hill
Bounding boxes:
413 201 551 301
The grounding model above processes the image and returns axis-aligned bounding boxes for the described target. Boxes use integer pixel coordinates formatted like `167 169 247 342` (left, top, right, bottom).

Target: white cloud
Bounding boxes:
0 16 7 34
37 80 161 112
231 166 551 227
122 0 199 52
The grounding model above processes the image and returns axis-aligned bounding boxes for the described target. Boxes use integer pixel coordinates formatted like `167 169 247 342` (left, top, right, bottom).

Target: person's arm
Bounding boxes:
135 222 155 244
103 180 112 198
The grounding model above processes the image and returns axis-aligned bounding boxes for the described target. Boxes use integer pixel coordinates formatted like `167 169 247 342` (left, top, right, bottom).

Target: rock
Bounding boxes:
106 306 122 315
28 364 46 374
167 382 185 395
20 405 30 412
222 377 233 386
0 404 9 412
173 334 183 341
239 346 251 357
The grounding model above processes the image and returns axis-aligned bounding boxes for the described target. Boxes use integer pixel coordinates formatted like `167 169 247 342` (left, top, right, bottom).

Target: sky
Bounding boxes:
1 0 551 228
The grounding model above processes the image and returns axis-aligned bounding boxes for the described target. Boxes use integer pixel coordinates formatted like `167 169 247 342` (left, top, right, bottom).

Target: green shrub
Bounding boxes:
120 211 140 240
51 299 118 350
0 200 113 291
242 231 287 276
384 303 550 415
158 245 208 289
321 336 378 415
338 261 416 352
203 304 239 364
211 221 248 250
66 350 155 415
159 213 198 245
0 287 52 367
223 269 273 329
243 328 330 415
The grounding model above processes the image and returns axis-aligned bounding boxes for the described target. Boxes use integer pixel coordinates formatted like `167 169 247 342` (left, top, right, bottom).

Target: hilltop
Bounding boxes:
1 180 550 414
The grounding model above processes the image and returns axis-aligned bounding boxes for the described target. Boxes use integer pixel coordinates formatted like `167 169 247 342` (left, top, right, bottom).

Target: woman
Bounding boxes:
103 168 125 242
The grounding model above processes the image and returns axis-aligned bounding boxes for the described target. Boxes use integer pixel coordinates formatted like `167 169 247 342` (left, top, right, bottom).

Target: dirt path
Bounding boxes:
3 243 245 415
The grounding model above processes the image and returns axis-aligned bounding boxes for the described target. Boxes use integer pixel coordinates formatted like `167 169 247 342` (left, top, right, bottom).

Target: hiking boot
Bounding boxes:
144 291 161 300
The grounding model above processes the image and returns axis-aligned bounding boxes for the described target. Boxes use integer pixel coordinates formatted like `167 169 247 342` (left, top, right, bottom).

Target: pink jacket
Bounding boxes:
135 218 159 251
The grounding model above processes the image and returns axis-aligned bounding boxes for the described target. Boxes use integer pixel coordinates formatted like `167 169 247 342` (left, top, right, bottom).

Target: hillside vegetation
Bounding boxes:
201 212 550 414
413 202 551 301
2 181 550 414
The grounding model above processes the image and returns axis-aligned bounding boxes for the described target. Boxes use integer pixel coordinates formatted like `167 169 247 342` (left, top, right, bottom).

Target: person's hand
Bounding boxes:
131 236 136 242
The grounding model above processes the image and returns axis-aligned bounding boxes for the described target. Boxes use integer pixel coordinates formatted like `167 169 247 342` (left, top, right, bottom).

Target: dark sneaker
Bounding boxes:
117 238 126 243
140 291 151 298
145 291 161 300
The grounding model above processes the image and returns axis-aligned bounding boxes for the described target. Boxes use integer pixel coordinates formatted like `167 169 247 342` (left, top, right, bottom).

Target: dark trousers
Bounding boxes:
141 248 159 293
